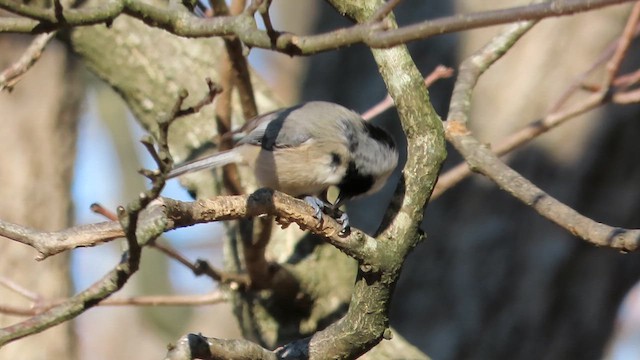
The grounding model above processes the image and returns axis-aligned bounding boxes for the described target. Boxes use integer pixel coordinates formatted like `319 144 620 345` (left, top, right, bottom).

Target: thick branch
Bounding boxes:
165 333 277 360
0 0 634 55
0 190 378 261
269 0 447 358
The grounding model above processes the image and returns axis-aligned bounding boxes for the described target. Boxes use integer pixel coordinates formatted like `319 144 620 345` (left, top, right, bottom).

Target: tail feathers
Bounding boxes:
167 150 241 179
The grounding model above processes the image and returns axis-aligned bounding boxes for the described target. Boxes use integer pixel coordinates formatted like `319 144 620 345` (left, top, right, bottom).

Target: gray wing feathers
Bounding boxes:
238 102 356 150
238 104 313 149
167 150 242 179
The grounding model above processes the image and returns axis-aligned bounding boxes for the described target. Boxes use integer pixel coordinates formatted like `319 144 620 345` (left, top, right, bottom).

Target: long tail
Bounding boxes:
167 150 241 179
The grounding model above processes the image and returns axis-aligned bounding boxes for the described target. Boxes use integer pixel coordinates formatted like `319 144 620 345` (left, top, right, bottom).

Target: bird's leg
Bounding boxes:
332 193 350 235
303 195 329 221
333 210 350 235
302 191 350 235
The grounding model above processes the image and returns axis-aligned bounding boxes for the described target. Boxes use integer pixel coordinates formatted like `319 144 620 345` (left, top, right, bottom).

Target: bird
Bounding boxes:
168 101 399 232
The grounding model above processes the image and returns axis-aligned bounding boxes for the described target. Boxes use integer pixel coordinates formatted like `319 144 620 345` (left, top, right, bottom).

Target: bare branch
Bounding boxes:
150 242 250 287
99 291 228 307
445 15 640 252
603 1 640 85
0 277 40 302
369 0 402 23
0 218 123 260
613 87 640 103
0 244 141 346
0 190 376 261
0 82 218 347
165 333 277 360
0 0 634 55
434 3 640 199
361 65 453 121
548 24 640 112
615 67 640 89
175 78 223 118
0 304 39 317
0 32 56 92
434 91 604 199
0 291 228 317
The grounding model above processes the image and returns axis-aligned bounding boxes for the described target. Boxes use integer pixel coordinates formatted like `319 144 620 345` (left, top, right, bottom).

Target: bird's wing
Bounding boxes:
237 104 313 150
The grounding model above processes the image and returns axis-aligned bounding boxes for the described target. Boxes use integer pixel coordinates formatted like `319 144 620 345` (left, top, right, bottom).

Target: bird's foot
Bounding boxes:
303 196 327 221
303 196 350 235
335 210 351 235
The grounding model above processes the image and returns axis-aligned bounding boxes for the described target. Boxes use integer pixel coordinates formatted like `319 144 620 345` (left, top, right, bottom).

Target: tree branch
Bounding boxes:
0 80 214 348
0 31 56 92
361 65 454 121
262 0 447 358
165 333 277 360
0 291 228 317
0 190 377 261
0 0 634 55
433 5 640 199
445 11 640 252
0 218 123 260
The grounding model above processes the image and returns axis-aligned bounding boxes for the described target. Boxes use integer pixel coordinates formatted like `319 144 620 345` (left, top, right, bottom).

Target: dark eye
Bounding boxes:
330 152 342 167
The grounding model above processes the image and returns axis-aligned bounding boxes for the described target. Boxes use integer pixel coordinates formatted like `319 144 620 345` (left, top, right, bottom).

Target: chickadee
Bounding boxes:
168 101 399 231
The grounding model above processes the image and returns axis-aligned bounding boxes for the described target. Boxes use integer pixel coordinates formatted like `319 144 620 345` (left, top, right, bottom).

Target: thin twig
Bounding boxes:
434 92 603 199
150 241 250 287
90 203 118 221
175 78 223 118
99 291 228 306
0 277 40 302
0 291 228 317
361 65 453 121
0 32 56 92
91 203 249 288
435 8 640 199
214 44 244 195
369 0 402 23
245 0 263 16
613 87 640 103
603 2 640 86
0 218 124 260
615 68 640 88
445 13 640 252
258 0 277 39
230 0 247 14
0 81 221 347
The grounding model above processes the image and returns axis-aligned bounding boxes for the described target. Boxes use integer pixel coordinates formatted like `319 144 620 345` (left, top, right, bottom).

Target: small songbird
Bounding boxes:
168 101 399 232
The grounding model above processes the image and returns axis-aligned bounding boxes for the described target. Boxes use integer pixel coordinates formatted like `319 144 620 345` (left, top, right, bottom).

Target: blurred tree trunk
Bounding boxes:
0 36 82 360
303 1 640 359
